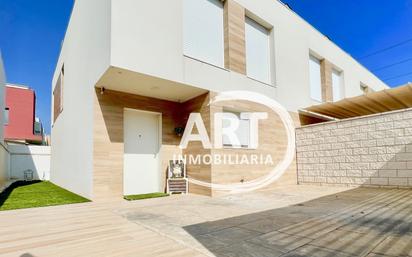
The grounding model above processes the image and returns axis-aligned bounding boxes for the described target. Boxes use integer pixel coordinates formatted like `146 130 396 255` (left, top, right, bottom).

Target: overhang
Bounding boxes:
299 83 412 125
96 67 208 103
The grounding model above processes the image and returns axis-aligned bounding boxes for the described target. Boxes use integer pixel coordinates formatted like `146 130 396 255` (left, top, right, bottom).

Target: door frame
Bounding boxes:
123 108 163 194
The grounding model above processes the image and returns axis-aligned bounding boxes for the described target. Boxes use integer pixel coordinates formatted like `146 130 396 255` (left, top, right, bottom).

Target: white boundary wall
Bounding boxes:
296 108 412 187
0 143 9 183
9 145 51 181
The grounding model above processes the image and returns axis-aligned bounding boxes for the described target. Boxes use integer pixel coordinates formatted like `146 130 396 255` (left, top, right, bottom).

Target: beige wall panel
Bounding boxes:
182 93 213 196
321 59 333 102
93 89 300 199
224 0 246 74
93 88 183 200
208 100 300 196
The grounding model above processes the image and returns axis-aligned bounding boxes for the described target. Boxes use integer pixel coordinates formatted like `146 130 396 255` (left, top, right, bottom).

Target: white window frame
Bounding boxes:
183 0 225 68
332 68 344 102
222 110 251 149
245 17 272 84
309 54 322 102
59 66 64 113
53 65 64 125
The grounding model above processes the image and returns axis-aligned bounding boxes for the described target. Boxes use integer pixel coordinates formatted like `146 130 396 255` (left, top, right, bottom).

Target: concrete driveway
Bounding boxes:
119 186 412 257
0 185 411 257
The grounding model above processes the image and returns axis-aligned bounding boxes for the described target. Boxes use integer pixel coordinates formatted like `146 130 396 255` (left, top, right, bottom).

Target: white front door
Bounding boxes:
123 109 161 196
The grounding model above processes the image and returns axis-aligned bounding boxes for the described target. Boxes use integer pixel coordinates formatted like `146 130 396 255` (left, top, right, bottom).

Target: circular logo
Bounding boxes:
187 90 296 193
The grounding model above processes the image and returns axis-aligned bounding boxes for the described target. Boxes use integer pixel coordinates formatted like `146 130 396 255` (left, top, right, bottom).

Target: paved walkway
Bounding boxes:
0 185 411 257
0 199 209 257
181 188 412 257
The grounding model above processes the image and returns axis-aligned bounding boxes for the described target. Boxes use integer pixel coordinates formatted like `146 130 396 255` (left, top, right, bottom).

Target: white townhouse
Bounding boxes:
51 0 388 200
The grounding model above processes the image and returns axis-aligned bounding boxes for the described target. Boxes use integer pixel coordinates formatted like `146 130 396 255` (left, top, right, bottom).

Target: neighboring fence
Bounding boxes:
8 145 51 181
0 142 9 182
296 108 412 187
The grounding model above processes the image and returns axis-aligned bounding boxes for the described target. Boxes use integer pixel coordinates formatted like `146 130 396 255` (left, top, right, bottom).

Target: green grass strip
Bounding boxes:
0 181 90 211
124 192 169 201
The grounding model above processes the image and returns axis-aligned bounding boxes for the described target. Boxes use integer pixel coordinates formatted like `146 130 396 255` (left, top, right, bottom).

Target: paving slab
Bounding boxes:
214 241 284 257
206 227 263 245
238 217 302 233
310 229 383 256
69 186 412 256
247 231 312 253
2 185 411 257
279 245 357 257
371 235 412 256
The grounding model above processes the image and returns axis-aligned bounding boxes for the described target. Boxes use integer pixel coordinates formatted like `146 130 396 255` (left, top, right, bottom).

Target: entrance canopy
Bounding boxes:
299 83 412 125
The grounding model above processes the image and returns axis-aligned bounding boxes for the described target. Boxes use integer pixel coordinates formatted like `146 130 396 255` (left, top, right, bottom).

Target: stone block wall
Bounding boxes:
296 108 412 187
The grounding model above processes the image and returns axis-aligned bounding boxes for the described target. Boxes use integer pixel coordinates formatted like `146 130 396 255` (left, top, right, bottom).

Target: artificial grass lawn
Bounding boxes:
124 192 169 201
0 181 90 211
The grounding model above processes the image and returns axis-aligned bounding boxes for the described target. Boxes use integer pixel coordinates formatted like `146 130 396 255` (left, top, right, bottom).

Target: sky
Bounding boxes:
0 0 411 134
282 0 412 85
0 0 74 134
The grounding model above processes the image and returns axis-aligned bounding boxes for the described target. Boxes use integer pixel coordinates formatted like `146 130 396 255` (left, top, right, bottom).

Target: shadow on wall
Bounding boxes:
296 111 412 189
20 254 35 257
334 141 412 188
183 187 412 257
369 143 412 187
93 88 211 196
8 145 51 181
94 87 185 145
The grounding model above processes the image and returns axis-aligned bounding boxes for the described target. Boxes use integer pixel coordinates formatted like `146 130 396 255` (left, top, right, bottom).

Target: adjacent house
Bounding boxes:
4 84 44 145
0 53 52 188
51 0 388 200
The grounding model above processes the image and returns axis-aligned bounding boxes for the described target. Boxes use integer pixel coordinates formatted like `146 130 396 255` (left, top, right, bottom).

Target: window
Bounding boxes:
222 111 250 148
245 17 271 84
332 69 343 101
183 0 224 67
53 65 64 123
34 118 42 135
309 55 322 102
4 107 9 125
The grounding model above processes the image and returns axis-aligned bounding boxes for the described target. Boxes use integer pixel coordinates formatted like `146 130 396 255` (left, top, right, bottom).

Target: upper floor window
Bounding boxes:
4 107 9 125
34 118 43 135
53 65 64 123
245 17 271 84
332 69 343 101
183 0 224 68
309 55 322 102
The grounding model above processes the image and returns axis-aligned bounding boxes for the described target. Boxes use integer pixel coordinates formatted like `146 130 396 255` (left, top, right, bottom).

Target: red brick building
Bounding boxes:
4 84 43 144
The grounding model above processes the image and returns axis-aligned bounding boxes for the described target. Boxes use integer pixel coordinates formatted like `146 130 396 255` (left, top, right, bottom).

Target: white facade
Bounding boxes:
0 52 9 183
51 0 388 199
108 0 388 108
51 0 111 198
0 52 5 143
